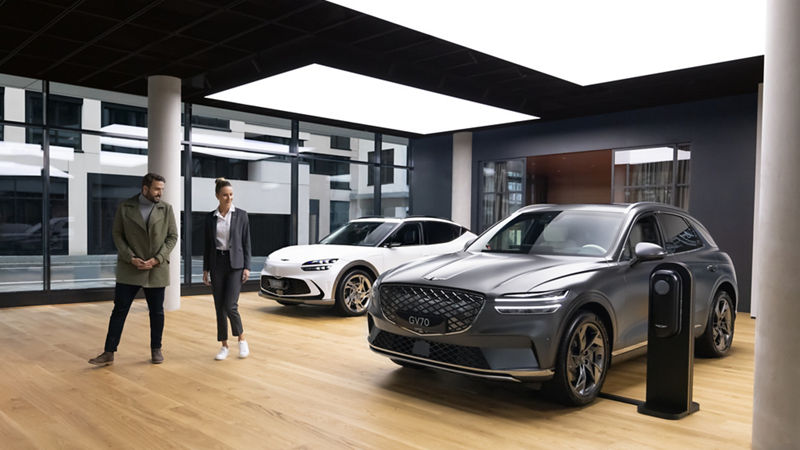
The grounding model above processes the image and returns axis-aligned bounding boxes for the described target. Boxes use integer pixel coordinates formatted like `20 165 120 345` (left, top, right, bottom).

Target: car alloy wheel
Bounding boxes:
547 311 610 405
567 322 606 398
711 295 733 352
335 269 373 316
697 290 735 357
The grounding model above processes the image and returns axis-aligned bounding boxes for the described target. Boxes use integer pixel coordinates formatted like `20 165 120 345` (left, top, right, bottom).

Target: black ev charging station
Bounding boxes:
637 262 700 419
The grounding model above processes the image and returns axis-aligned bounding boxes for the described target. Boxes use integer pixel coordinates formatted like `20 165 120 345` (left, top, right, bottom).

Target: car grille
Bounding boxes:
260 275 310 296
372 330 490 370
380 284 485 334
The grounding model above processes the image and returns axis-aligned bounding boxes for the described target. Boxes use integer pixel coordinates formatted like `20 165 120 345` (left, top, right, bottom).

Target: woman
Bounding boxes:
203 178 252 360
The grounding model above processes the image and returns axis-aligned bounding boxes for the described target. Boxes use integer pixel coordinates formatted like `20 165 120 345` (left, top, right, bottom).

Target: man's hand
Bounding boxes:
131 256 149 270
145 258 159 268
241 269 250 284
203 271 211 286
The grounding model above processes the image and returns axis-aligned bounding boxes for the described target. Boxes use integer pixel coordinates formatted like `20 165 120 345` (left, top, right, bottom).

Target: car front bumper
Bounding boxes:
366 285 569 383
258 260 338 305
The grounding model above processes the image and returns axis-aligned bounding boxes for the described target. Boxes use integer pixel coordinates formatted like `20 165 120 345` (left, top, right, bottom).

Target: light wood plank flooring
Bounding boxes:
0 292 754 449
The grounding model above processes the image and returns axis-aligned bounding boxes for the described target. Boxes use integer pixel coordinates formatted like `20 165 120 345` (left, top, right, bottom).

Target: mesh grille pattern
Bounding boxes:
372 331 490 369
380 284 485 334
260 275 310 295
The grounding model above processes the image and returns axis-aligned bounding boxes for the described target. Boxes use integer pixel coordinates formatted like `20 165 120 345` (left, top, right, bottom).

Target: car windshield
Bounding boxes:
319 221 397 246
470 210 624 256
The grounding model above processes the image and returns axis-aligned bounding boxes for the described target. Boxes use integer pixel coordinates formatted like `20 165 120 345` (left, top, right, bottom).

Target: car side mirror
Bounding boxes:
632 242 666 265
386 241 402 248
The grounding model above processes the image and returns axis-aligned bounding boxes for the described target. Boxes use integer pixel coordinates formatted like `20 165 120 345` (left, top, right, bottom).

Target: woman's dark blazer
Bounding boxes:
202 208 252 272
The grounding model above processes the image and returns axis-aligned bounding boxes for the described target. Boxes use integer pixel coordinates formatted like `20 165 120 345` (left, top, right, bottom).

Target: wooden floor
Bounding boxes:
0 292 754 449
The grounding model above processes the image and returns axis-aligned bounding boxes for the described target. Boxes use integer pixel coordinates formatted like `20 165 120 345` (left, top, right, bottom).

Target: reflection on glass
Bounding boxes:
613 146 691 209
480 159 525 230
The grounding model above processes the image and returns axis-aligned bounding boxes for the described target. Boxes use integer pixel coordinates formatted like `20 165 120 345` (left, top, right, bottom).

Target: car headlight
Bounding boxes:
301 258 339 271
494 289 569 314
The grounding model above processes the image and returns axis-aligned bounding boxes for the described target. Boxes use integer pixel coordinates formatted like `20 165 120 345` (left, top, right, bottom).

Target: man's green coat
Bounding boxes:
112 194 178 287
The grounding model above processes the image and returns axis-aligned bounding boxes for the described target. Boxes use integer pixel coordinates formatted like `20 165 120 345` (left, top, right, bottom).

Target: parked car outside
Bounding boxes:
367 203 737 405
259 217 476 316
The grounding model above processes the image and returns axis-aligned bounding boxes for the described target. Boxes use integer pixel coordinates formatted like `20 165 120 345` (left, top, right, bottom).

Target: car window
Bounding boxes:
621 215 662 260
658 214 704 253
319 221 397 246
387 223 422 246
473 210 624 256
422 221 463 244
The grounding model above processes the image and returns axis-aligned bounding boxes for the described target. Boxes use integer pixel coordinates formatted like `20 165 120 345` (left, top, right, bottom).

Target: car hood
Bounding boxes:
268 244 376 263
380 251 608 294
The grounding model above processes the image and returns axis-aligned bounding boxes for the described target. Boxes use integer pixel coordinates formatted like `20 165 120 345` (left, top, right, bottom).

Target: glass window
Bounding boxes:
480 159 525 231
330 200 350 232
387 222 422 246
659 213 703 253
367 148 394 186
320 221 396 246
613 145 691 209
25 92 82 149
423 221 463 244
473 210 624 256
330 135 350 150
621 215 663 260
381 166 409 218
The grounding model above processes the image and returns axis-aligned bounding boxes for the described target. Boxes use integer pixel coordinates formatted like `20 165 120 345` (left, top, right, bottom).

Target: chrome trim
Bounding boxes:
611 340 647 357
370 344 554 381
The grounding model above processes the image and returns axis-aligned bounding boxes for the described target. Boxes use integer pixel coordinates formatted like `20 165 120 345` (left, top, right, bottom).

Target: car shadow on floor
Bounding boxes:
259 304 351 319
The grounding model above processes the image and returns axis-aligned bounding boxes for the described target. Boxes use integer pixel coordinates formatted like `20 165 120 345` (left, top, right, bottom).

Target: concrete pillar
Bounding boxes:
752 0 800 447
147 76 181 311
750 83 763 318
451 132 472 228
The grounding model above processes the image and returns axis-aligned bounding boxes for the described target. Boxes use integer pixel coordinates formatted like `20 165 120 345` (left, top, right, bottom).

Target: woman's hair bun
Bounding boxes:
214 177 232 194
215 177 227 185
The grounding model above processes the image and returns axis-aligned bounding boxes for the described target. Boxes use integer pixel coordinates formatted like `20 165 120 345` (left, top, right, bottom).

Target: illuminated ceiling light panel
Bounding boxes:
207 64 537 134
328 0 764 86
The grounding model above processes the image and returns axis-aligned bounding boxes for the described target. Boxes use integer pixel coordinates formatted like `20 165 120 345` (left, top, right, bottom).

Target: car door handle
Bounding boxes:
706 264 717 272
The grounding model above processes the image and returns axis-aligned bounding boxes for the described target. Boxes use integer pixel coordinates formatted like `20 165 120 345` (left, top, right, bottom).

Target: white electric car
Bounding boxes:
259 217 476 316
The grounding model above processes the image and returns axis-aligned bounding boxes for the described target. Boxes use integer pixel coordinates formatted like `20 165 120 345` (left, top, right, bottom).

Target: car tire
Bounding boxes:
546 310 610 406
334 269 374 316
696 290 735 357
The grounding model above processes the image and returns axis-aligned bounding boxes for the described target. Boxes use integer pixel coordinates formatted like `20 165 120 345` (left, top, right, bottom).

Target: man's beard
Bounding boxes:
144 191 161 203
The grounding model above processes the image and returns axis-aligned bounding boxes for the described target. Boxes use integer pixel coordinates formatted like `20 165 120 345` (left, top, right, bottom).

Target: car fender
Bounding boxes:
558 290 619 351
331 260 380 298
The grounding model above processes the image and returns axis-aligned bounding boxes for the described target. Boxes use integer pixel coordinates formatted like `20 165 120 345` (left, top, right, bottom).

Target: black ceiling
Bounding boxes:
0 0 764 136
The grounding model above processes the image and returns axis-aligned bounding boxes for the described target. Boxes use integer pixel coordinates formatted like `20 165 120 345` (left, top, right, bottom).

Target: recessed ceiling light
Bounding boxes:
207 64 537 134
328 0 764 86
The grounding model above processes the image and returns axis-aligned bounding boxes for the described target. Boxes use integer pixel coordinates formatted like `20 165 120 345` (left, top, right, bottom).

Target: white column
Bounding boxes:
752 0 800 447
750 83 763 318
4 87 26 143
147 76 182 311
451 132 472 228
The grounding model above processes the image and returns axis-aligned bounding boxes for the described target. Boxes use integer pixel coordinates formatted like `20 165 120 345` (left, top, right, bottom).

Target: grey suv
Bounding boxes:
367 203 737 405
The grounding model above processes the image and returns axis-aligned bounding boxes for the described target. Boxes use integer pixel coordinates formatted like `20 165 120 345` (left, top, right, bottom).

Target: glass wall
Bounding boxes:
613 145 691 209
0 76 44 292
480 159 525 231
0 75 415 299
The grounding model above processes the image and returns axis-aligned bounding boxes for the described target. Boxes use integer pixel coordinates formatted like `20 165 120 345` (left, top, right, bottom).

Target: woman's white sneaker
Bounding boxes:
215 346 229 360
238 340 249 358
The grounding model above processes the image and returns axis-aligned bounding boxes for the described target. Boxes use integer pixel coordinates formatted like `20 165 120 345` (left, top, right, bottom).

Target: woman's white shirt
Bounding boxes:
214 205 235 250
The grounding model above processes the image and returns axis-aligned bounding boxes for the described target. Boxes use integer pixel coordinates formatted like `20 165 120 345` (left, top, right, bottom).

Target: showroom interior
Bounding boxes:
0 1 796 448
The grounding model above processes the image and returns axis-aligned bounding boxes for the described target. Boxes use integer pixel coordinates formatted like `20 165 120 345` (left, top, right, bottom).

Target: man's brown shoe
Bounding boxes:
151 348 163 364
89 351 114 366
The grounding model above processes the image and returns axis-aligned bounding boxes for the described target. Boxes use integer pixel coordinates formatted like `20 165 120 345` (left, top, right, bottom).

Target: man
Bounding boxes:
89 173 178 366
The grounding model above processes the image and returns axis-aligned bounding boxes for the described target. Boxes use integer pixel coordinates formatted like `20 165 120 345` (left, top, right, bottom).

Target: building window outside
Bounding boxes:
306 153 351 190
330 135 350 150
330 201 350 232
367 148 395 186
25 92 82 149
